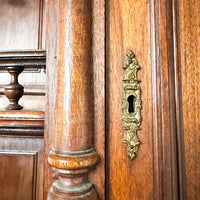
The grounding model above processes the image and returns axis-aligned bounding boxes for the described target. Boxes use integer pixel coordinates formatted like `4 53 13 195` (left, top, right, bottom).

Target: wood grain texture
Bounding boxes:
151 0 179 199
178 0 200 199
45 0 100 199
107 0 179 199
106 0 153 199
90 0 105 199
0 137 44 200
44 0 59 198
0 110 44 136
0 110 44 126
45 0 105 198
53 0 94 152
0 0 46 111
0 0 43 50
0 110 44 199
0 152 37 200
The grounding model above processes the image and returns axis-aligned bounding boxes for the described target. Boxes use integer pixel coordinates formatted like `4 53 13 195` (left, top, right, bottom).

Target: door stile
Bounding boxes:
151 0 179 199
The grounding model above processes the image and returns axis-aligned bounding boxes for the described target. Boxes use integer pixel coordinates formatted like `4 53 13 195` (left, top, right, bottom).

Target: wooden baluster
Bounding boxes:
47 0 99 199
4 66 24 110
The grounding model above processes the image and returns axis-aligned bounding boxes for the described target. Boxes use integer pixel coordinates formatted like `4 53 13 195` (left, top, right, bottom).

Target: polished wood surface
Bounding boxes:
152 0 179 199
4 66 24 110
0 152 37 200
44 0 59 197
106 0 153 199
53 0 94 153
45 0 99 199
0 0 46 110
0 0 44 50
0 110 44 136
0 0 198 199
106 0 179 199
90 0 105 198
0 137 44 200
0 110 44 200
44 0 105 198
176 0 200 199
0 50 46 110
0 85 45 96
0 1 46 199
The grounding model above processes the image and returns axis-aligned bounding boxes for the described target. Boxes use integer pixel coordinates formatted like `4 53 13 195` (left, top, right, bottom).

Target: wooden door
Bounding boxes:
106 0 200 199
106 0 177 199
44 0 200 199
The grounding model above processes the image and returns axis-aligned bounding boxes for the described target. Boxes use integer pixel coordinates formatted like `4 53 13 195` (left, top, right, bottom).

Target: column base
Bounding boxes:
47 149 99 200
47 169 99 200
48 187 98 200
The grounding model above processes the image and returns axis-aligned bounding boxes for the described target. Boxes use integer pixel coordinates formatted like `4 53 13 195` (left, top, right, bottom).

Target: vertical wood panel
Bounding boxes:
107 0 179 199
0 0 43 50
106 0 153 199
44 0 59 198
90 0 105 199
0 152 36 200
152 0 179 199
0 135 44 200
178 0 200 199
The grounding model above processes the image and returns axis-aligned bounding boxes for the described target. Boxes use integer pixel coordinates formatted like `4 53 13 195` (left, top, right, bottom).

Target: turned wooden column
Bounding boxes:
4 66 24 110
47 0 99 199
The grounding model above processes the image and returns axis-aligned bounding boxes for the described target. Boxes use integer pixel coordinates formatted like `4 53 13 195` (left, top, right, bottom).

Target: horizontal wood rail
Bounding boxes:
0 110 44 137
0 50 46 110
0 85 45 96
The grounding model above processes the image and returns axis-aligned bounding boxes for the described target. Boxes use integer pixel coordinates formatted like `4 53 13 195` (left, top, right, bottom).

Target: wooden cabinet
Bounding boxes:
44 0 200 199
0 0 200 199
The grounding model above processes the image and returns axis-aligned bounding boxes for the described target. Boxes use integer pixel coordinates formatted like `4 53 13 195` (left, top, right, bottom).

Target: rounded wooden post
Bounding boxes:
47 0 99 199
4 66 24 110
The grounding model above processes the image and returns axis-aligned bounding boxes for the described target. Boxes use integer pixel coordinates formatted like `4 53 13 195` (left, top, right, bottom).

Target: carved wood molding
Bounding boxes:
0 50 46 69
0 110 44 137
48 149 99 170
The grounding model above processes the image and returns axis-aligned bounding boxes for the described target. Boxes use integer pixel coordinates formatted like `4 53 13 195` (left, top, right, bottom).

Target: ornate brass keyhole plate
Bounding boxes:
122 51 142 160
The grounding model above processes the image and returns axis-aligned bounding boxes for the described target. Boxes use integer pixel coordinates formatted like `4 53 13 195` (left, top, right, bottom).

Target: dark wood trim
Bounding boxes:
0 50 46 69
0 110 44 137
0 85 45 96
38 0 44 49
151 0 179 199
0 126 44 137
172 0 186 199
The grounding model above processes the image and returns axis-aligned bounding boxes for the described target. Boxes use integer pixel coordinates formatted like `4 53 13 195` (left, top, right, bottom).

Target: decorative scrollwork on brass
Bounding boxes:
122 51 142 159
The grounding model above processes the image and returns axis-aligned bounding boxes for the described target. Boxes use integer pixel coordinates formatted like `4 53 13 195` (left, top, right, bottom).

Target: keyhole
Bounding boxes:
127 95 135 113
